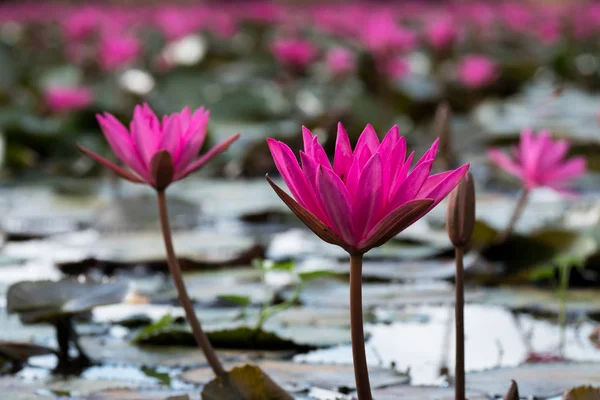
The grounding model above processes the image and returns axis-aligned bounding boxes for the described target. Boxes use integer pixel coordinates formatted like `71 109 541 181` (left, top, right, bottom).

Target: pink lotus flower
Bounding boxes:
45 86 93 113
325 47 355 76
488 129 586 192
361 16 417 54
458 55 498 89
271 39 317 70
426 18 457 50
78 104 239 191
266 124 469 254
62 8 101 41
383 57 410 79
99 35 142 71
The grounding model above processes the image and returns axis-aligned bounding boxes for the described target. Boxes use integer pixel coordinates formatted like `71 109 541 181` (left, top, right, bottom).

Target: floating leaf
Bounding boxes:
563 386 600 400
201 365 293 400
7 279 129 323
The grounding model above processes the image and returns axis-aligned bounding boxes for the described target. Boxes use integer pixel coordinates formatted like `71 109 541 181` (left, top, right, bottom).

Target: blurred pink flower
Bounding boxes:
78 104 239 190
266 124 468 253
62 8 101 41
45 86 93 113
426 18 457 50
488 129 586 192
271 39 317 70
383 57 410 79
155 8 202 41
99 35 142 71
325 47 355 76
362 16 417 54
458 55 498 89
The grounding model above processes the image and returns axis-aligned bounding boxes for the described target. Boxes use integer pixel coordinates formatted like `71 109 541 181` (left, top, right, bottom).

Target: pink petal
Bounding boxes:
266 138 322 213
543 157 587 184
333 123 353 181
311 135 332 168
388 160 433 210
317 165 355 245
378 125 400 164
132 107 160 166
180 133 239 179
354 124 380 156
175 112 209 170
345 156 362 200
302 126 314 155
388 151 414 202
488 148 523 178
353 153 384 239
159 115 181 161
414 138 439 168
77 144 145 184
382 137 406 196
417 170 454 198
300 151 331 224
540 139 569 170
425 164 470 206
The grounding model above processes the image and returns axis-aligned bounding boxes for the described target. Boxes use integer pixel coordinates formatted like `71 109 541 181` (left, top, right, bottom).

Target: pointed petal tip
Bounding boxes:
76 144 145 184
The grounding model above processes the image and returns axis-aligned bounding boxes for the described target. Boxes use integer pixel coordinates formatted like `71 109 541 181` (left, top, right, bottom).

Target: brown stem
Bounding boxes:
454 247 465 400
495 189 530 245
157 191 226 378
350 254 373 400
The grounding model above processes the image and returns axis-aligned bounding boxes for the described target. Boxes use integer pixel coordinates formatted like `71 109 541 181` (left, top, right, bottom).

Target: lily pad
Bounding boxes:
56 231 263 274
367 385 488 400
0 340 56 362
7 279 130 323
467 363 600 397
183 360 409 391
563 386 600 400
87 390 191 400
201 365 293 400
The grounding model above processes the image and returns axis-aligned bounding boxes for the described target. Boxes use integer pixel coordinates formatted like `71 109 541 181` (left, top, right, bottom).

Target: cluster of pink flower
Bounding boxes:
3 2 599 88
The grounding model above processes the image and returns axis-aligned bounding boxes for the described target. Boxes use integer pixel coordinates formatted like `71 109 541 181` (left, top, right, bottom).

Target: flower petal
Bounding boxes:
353 153 384 239
388 160 434 210
317 165 355 245
354 124 380 155
266 138 322 213
266 174 348 250
77 144 145 184
180 133 239 179
488 148 523 178
543 157 587 184
333 123 353 181
377 125 400 164
300 151 331 224
425 164 470 206
359 198 434 252
382 137 406 197
302 126 314 155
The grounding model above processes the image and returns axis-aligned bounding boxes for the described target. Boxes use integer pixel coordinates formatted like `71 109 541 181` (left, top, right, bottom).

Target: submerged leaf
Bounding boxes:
563 386 600 400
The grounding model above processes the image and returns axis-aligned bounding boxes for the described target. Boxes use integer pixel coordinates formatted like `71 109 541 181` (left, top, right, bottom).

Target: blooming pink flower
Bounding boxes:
325 47 355 76
45 86 93 113
426 18 457 50
458 55 498 89
99 35 142 71
488 129 586 192
78 104 239 190
266 124 469 254
62 7 101 41
271 39 317 70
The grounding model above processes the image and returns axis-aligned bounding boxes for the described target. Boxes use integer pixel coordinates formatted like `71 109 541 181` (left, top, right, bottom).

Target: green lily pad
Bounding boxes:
86 389 190 400
0 340 56 362
7 279 130 323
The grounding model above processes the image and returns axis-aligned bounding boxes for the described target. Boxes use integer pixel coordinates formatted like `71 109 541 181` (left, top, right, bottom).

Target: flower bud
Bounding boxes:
504 380 519 400
446 172 475 248
150 150 175 191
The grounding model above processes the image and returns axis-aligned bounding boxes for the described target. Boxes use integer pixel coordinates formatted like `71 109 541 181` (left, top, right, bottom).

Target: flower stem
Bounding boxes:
558 262 571 353
454 247 465 400
156 191 226 378
350 254 373 400
495 188 530 245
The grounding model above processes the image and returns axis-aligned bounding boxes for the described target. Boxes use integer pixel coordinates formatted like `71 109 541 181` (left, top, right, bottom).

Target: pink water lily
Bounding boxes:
488 128 586 192
45 86 93 113
78 103 239 190
267 124 469 254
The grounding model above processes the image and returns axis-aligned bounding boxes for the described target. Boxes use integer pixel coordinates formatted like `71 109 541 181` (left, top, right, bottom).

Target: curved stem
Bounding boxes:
350 254 373 400
495 188 530 245
157 191 225 378
454 247 465 400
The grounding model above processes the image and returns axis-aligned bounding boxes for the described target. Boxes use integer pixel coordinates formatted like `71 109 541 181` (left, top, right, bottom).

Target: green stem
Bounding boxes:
350 254 373 400
495 188 530 245
157 191 226 378
255 282 304 331
454 247 465 400
558 262 571 352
